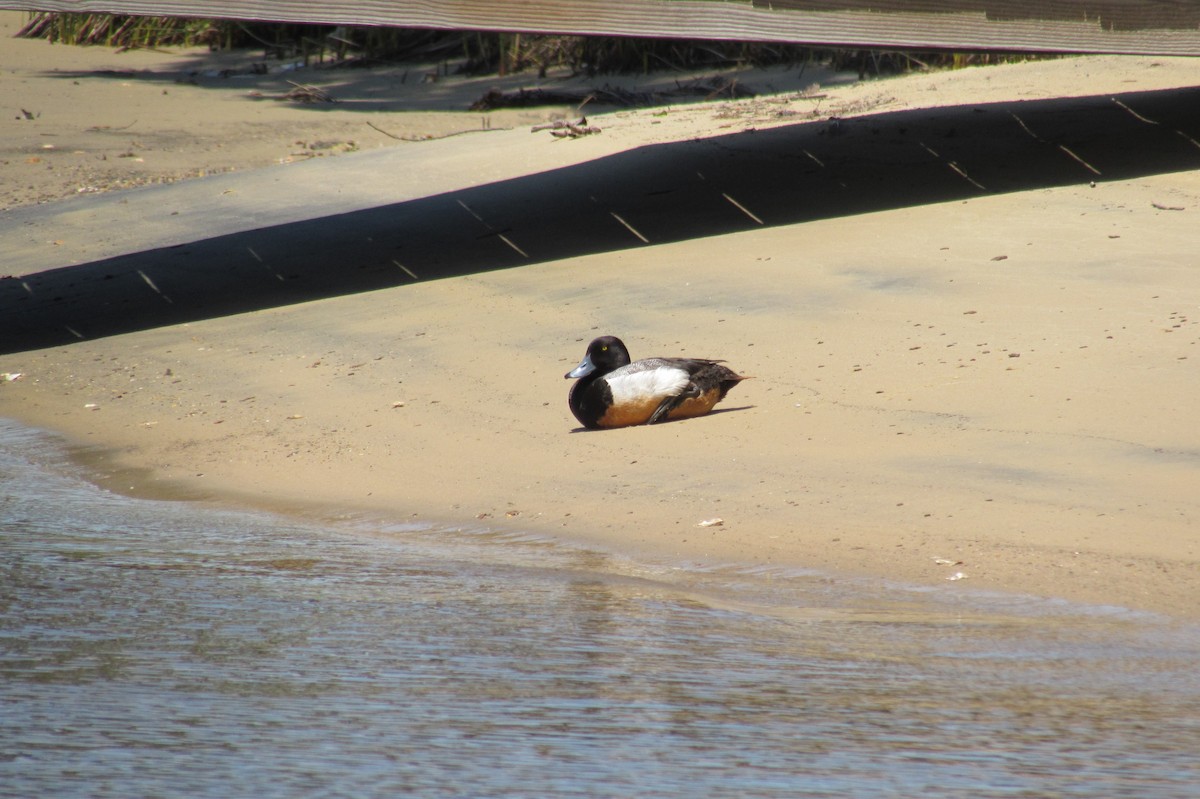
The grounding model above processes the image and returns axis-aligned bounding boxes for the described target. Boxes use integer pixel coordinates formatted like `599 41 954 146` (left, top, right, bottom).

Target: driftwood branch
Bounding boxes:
471 76 755 112
530 118 601 139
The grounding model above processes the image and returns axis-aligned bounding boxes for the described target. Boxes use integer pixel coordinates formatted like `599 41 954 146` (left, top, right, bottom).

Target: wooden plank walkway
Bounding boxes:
2 0 1199 56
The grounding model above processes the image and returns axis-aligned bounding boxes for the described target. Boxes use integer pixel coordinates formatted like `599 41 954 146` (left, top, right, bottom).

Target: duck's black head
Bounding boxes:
564 335 632 380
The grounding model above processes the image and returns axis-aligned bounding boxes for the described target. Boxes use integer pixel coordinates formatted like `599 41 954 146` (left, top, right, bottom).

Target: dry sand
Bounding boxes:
3 12 1199 619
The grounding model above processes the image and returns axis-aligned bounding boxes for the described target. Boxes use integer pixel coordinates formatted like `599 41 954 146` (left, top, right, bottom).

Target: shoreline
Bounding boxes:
3 20 1199 621
3 411 1186 628
5 399 1197 625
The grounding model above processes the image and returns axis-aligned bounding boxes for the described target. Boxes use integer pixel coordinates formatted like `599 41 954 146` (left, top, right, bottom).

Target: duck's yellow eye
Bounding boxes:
600 346 608 352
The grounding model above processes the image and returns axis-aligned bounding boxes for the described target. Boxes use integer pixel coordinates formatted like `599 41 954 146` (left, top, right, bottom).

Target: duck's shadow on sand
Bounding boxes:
4 85 1199 354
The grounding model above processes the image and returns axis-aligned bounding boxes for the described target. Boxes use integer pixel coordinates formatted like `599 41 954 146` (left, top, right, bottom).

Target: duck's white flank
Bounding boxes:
605 365 691 404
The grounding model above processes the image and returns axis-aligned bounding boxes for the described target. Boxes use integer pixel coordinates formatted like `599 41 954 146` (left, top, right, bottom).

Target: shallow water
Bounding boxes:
2 419 1198 798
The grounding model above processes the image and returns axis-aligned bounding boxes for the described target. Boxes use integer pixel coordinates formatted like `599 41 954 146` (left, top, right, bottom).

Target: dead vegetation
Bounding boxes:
17 11 1046 77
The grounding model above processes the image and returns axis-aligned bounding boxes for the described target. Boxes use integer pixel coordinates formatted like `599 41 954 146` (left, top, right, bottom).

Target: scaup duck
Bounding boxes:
565 335 748 429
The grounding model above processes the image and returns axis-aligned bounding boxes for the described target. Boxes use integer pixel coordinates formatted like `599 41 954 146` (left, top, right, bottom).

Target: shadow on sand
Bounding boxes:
3 84 1198 354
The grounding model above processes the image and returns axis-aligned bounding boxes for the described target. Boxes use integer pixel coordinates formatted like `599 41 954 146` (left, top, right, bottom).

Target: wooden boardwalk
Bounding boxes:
2 0 1199 55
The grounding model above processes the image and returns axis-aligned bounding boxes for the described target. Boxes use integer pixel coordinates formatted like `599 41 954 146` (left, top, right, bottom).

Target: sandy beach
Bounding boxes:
2 12 1198 620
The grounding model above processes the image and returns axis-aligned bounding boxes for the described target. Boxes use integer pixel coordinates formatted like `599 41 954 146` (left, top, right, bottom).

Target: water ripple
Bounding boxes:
2 419 1198 798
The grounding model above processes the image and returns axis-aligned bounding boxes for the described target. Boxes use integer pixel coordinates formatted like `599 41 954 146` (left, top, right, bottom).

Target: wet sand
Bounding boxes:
2 12 1198 619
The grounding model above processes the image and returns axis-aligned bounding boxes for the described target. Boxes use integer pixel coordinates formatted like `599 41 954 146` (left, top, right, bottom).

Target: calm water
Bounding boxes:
2 419 1198 798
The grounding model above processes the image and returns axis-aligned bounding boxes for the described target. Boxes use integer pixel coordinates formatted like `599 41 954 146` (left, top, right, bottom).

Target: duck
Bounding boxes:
565 335 748 429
